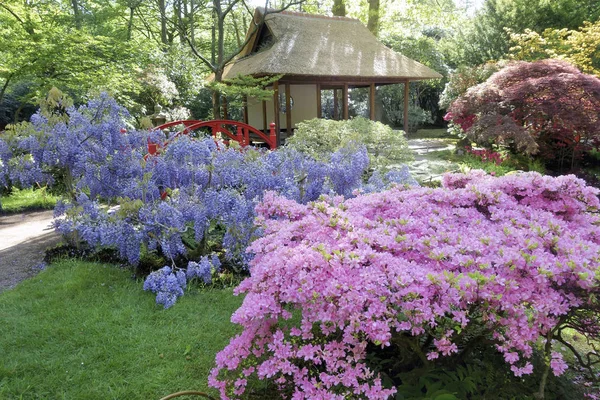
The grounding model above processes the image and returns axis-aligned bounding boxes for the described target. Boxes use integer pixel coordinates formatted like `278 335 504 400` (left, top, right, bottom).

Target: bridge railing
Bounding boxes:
147 119 277 156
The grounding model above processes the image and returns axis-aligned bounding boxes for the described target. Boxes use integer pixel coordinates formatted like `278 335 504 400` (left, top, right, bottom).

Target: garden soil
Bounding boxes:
0 210 59 293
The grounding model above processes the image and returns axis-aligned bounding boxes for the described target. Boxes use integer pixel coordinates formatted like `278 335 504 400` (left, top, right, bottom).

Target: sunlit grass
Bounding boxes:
410 128 457 141
0 187 58 213
0 260 243 399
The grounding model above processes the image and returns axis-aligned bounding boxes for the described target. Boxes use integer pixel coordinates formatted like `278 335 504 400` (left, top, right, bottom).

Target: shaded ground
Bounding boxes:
407 138 459 182
0 210 59 292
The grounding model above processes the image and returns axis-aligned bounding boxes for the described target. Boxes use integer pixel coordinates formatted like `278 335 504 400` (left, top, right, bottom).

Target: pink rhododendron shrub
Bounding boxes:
210 172 600 399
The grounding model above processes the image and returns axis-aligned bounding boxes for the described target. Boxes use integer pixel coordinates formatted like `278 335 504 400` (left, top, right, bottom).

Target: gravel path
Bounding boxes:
407 138 459 182
0 210 60 293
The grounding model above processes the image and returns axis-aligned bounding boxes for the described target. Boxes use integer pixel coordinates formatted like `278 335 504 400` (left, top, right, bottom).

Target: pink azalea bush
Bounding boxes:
210 171 600 399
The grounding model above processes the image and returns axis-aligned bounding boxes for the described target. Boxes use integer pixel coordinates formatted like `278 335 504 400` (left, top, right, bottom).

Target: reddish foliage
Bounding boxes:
447 60 600 171
466 147 505 165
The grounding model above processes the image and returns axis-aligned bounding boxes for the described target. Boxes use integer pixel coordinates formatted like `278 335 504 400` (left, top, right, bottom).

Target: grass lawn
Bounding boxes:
1 188 58 214
0 260 243 399
410 128 456 141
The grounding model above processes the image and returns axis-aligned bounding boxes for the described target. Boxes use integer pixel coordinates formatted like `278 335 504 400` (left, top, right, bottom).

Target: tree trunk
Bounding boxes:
71 0 82 30
211 10 216 65
213 3 225 118
367 0 380 36
231 8 243 47
127 7 135 40
189 0 195 42
332 0 346 16
212 70 222 119
0 74 13 107
175 0 184 43
158 0 168 44
242 12 248 35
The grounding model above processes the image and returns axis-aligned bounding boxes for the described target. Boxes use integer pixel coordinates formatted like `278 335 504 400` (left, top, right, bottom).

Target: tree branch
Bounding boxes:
222 0 242 19
0 3 34 35
0 73 14 105
184 35 216 72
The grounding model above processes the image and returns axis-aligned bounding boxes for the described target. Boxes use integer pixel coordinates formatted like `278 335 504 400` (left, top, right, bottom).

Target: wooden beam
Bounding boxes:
316 83 322 119
243 95 248 125
273 81 281 146
285 83 292 136
333 89 339 120
274 74 435 85
262 100 267 132
343 83 349 120
369 83 376 121
403 80 409 134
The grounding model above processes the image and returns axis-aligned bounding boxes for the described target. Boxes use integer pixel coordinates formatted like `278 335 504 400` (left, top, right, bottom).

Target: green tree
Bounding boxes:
0 0 150 123
444 0 600 67
180 1 303 119
509 22 600 76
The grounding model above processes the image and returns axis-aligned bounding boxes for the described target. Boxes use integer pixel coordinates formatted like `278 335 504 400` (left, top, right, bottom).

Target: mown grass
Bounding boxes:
410 128 457 141
0 187 58 213
0 260 243 400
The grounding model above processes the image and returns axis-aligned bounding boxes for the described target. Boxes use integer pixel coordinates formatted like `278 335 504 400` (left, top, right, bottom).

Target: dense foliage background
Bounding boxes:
2 0 598 130
2 1 600 399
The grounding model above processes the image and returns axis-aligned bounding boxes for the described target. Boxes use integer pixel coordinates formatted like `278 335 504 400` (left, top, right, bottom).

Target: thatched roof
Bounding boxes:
221 8 443 83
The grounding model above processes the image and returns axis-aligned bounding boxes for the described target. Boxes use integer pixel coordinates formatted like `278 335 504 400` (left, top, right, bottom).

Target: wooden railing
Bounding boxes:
147 119 277 156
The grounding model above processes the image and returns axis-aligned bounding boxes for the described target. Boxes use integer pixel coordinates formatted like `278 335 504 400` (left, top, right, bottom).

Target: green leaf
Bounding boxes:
433 394 459 400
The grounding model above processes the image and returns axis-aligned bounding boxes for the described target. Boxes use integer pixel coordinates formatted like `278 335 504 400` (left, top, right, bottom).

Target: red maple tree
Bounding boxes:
446 59 600 171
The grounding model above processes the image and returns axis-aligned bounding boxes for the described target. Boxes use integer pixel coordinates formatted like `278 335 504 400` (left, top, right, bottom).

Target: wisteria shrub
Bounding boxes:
0 95 419 308
210 171 600 399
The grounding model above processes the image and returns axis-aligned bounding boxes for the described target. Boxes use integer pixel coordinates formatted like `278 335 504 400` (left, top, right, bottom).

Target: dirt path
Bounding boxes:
0 210 60 292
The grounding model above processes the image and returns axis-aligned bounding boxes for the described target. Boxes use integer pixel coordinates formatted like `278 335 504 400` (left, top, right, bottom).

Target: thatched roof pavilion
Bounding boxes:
222 8 442 143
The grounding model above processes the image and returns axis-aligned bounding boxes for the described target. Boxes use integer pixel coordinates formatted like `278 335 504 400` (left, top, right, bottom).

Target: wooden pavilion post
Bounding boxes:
369 83 376 121
262 100 267 132
285 83 292 137
333 89 339 120
343 83 349 120
316 83 322 118
273 81 281 146
403 79 410 134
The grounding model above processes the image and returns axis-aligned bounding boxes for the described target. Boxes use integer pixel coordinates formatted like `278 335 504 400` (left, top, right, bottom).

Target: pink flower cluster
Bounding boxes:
209 171 600 399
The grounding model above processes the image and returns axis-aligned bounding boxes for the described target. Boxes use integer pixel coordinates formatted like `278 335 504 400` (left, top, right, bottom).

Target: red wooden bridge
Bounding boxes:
147 119 277 156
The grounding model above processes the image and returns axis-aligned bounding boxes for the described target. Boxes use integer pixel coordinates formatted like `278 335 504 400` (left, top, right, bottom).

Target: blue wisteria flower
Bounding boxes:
143 266 186 309
186 259 210 283
0 94 421 294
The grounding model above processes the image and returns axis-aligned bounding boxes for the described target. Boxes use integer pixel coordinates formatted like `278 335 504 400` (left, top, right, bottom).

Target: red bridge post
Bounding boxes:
269 122 277 149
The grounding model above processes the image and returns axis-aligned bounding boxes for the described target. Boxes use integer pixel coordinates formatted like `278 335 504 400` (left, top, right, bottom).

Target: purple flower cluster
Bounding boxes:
209 171 600 399
0 94 418 306
142 266 187 309
186 254 221 284
0 94 146 197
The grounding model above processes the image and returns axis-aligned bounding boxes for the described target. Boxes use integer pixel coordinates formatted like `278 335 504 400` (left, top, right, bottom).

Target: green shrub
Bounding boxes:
377 84 435 132
286 117 413 170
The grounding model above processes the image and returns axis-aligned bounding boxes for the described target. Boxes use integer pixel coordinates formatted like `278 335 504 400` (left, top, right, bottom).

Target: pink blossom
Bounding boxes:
210 172 600 398
550 352 568 376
